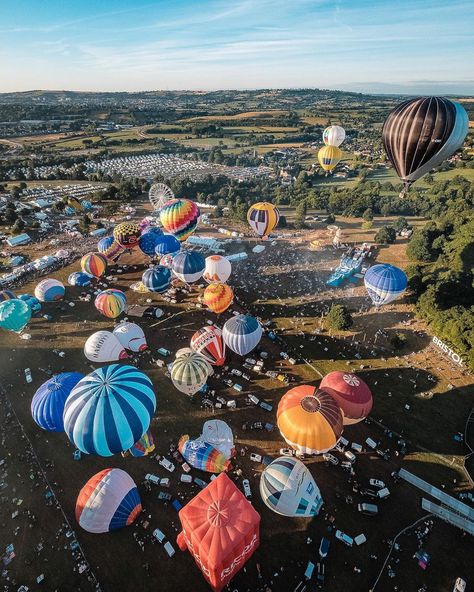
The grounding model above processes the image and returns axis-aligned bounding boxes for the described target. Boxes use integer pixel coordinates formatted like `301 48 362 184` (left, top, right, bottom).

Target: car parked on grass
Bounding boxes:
152 528 175 557
159 457 175 473
242 479 252 499
158 491 172 501
280 448 296 457
369 479 385 489
319 537 330 558
250 453 262 463
194 477 207 489
323 453 339 466
259 401 273 412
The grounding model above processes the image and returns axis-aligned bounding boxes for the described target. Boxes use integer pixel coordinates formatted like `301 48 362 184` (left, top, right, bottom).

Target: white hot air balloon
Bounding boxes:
200 419 235 460
84 331 129 363
203 255 232 284
113 322 148 352
323 125 346 147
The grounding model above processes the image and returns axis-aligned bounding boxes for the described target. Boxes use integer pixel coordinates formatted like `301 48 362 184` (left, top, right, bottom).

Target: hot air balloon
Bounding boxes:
222 314 262 356
247 202 280 238
203 255 231 284
84 331 129 363
154 233 180 257
178 436 231 473
98 236 115 254
364 264 407 307
0 299 31 333
113 322 147 352
138 232 164 257
171 352 210 396
318 145 342 172
94 289 127 318
31 372 84 432
190 325 226 366
142 266 171 293
128 429 155 457
149 182 175 211
68 271 93 287
277 385 343 455
200 419 234 459
18 294 41 316
63 364 156 456
113 222 140 249
382 97 469 192
76 468 142 533
141 224 163 236
172 251 205 283
100 239 125 262
320 371 372 425
260 457 323 517
160 198 200 242
202 283 233 315
81 253 107 278
177 473 260 592
323 125 346 147
0 290 16 303
34 278 65 302
160 253 175 269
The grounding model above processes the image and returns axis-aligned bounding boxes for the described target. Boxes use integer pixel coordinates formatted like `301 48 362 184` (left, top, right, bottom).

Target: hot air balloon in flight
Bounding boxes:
172 251 205 283
160 198 200 241
18 294 41 316
260 457 323 517
177 473 260 592
203 255 231 284
128 429 155 457
323 125 346 147
320 371 372 425
364 264 407 307
31 372 84 432
0 290 16 303
318 145 342 172
34 278 65 302
84 330 129 363
382 97 469 192
149 182 175 212
202 283 233 315
81 253 107 278
190 325 226 366
68 271 93 287
142 266 171 293
138 231 164 257
277 385 343 455
63 364 156 456
76 468 142 533
113 222 140 249
247 202 280 238
222 314 262 356
113 322 147 352
0 299 31 333
170 352 210 396
200 419 234 459
178 435 231 473
94 289 127 318
154 233 181 257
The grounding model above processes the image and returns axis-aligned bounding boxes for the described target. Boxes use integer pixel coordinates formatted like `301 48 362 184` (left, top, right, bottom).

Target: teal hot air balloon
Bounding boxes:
0 299 31 333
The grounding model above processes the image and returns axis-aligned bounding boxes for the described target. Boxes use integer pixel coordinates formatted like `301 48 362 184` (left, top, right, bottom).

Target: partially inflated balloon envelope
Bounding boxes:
382 96 468 192
68 272 93 287
84 331 128 363
200 419 234 459
260 457 323 517
0 299 31 332
128 429 155 457
34 279 65 302
178 435 231 473
95 289 127 318
364 264 407 307
113 322 147 352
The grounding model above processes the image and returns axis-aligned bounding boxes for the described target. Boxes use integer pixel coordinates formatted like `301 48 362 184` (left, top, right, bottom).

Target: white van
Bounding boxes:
377 487 390 499
344 450 356 464
358 503 379 516
365 437 377 449
354 534 367 546
351 442 363 453
335 530 353 547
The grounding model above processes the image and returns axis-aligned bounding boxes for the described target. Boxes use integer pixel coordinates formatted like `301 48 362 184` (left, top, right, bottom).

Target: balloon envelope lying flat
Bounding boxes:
129 429 155 457
247 202 280 238
95 289 127 318
76 468 142 533
84 331 128 363
160 198 200 242
31 372 84 432
172 251 205 283
178 435 231 473
222 314 262 356
320 371 372 425
142 266 171 293
323 125 346 147
63 364 156 456
203 255 231 284
260 457 323 517
382 97 469 191
0 299 31 332
200 419 234 459
364 264 407 306
68 272 93 287
34 279 65 302
171 352 210 396
113 322 147 352
191 325 226 366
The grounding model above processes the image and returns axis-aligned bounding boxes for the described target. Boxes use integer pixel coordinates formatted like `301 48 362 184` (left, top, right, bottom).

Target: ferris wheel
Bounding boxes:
149 183 175 212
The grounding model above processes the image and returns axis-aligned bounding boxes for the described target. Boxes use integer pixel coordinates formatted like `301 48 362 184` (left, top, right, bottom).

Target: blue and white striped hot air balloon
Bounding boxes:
364 264 407 307
142 266 171 293
154 233 180 257
222 314 262 356
63 364 156 456
172 251 205 284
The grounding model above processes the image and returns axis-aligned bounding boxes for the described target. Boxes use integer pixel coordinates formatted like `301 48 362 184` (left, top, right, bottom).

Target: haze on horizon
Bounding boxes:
1 0 473 95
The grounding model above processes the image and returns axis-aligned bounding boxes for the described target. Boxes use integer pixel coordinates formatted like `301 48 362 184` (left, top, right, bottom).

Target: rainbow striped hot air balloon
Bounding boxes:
76 468 142 533
277 385 343 455
160 198 200 242
318 145 342 173
31 372 84 432
34 279 65 302
113 222 140 249
128 429 155 457
202 283 233 315
63 364 156 456
81 252 107 278
247 202 280 238
94 289 127 318
178 435 231 473
0 299 31 333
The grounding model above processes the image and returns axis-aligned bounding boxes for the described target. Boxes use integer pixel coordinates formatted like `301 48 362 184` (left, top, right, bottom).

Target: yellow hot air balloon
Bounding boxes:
247 202 280 238
318 145 342 173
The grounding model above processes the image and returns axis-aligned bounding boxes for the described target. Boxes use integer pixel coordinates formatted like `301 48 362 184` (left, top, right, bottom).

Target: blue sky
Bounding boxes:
0 0 473 94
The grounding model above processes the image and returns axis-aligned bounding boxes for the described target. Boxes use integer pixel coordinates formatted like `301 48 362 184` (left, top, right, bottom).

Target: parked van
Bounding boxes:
377 487 391 499
358 503 379 516
157 348 170 357
354 534 367 546
344 450 356 463
351 442 363 453
339 436 349 448
365 437 377 449
323 453 339 466
335 530 353 547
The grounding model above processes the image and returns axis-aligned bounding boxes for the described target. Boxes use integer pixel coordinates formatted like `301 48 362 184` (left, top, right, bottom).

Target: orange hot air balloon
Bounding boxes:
277 385 343 454
202 283 233 314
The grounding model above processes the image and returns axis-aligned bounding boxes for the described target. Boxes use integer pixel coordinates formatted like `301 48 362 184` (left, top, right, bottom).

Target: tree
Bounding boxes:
326 304 353 331
294 201 307 229
362 207 374 221
214 205 224 218
394 217 409 233
4 204 18 225
375 226 396 244
361 220 373 230
278 215 287 228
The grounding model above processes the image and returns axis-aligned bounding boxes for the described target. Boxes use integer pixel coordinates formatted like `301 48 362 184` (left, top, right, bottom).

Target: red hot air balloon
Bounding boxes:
319 371 372 425
190 325 226 366
177 473 260 592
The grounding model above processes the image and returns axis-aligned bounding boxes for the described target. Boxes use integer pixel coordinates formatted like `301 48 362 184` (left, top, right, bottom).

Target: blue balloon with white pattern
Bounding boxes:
141 225 163 237
222 314 262 356
154 233 180 257
142 266 172 293
31 372 85 432
63 364 156 456
68 272 93 287
172 251 205 284
138 231 164 257
364 263 407 307
98 236 115 254
0 299 31 333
